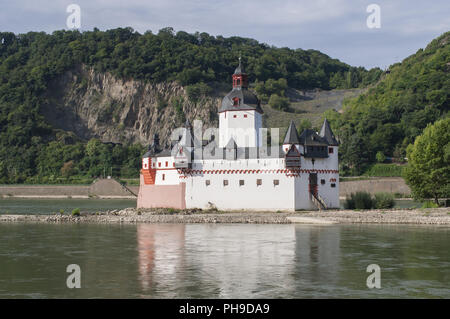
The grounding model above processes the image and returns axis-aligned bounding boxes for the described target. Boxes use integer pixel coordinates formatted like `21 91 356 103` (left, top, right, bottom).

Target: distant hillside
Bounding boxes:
324 31 450 175
0 28 381 183
264 88 365 134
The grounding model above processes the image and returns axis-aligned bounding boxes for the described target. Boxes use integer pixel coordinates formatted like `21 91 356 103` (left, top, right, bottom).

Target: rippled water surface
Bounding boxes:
0 223 448 298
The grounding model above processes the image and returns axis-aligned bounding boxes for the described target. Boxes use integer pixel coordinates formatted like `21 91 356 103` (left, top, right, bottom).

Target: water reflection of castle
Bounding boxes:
136 224 341 297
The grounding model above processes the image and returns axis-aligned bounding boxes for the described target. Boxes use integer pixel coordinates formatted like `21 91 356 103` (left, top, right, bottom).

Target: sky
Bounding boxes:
1 0 449 69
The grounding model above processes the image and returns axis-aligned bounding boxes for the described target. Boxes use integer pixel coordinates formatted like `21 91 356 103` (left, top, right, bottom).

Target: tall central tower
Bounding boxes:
218 58 263 148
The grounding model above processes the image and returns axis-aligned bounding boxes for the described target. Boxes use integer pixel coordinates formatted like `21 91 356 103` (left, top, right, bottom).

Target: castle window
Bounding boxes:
237 79 241 86
205 180 210 186
321 179 325 185
223 179 229 186
244 114 247 118
256 179 262 186
331 183 336 188
233 114 237 118
173 162 175 167
329 147 334 154
165 161 168 167
233 97 239 106
239 180 244 186
273 179 279 186
158 162 161 167
162 174 165 181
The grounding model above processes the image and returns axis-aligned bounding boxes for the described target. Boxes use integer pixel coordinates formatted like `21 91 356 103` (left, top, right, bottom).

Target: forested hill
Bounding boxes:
0 27 382 184
0 27 382 90
324 31 449 175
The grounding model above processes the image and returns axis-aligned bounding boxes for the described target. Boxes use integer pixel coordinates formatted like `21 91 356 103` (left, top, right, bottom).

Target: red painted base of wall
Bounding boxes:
137 174 186 209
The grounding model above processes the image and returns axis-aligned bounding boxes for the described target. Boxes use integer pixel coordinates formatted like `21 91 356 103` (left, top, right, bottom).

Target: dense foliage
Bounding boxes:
344 191 395 210
403 117 450 204
0 27 382 184
324 31 449 175
362 163 405 177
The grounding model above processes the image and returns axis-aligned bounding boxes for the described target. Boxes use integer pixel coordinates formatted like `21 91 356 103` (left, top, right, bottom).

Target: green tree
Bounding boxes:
403 117 450 204
376 151 386 163
268 94 289 111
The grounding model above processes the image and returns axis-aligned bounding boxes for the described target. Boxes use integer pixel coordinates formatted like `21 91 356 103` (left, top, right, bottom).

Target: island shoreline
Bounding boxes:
0 207 449 225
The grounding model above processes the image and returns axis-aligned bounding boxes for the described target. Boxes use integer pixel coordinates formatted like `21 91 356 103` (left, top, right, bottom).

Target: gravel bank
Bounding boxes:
0 207 449 225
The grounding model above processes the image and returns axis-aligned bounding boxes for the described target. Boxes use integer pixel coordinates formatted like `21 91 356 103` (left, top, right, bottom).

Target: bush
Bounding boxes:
374 192 395 209
376 151 386 163
268 94 289 111
71 208 81 216
421 201 439 209
344 191 374 209
343 196 355 209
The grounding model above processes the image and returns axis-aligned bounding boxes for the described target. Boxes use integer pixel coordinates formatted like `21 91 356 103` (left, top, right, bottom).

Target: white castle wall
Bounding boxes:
152 156 179 185
184 158 295 211
147 147 339 210
219 110 262 148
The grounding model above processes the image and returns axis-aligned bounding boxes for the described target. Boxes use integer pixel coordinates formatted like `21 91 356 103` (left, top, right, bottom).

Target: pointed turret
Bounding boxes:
231 56 248 89
178 119 194 147
234 56 244 75
319 119 338 146
225 138 237 160
283 120 300 145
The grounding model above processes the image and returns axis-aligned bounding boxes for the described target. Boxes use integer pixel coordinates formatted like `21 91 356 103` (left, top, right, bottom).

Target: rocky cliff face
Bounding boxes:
41 65 221 147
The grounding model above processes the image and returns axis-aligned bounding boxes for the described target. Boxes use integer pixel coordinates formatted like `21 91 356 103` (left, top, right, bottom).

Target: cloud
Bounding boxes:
0 0 448 69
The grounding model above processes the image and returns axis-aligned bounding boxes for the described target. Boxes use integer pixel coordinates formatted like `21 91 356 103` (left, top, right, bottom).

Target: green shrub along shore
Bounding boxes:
344 191 446 210
344 192 396 210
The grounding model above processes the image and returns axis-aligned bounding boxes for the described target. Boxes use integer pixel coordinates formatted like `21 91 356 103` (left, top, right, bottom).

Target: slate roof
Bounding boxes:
225 138 237 149
283 120 300 144
234 62 244 74
299 129 329 146
149 145 284 159
319 119 339 146
219 88 263 113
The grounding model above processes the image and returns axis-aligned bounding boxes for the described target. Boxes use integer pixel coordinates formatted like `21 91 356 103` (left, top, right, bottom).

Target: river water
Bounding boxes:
0 223 448 298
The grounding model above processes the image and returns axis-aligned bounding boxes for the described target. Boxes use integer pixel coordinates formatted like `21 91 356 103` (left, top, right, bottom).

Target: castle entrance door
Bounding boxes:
309 173 318 197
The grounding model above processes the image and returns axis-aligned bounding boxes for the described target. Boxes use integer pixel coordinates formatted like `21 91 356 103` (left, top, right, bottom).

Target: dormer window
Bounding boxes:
233 97 239 106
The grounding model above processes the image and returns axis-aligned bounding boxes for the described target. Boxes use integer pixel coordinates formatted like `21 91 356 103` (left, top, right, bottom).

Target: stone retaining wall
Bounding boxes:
0 178 137 198
340 177 410 196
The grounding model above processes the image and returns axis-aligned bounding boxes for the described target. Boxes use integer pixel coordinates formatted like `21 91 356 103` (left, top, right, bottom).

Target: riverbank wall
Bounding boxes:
0 177 409 199
0 178 138 199
339 177 410 197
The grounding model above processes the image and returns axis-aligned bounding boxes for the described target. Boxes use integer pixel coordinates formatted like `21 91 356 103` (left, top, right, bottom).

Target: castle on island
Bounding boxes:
137 60 339 211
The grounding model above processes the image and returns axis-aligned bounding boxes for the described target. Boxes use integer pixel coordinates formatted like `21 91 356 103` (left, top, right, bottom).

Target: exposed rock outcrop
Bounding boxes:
41 64 221 147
